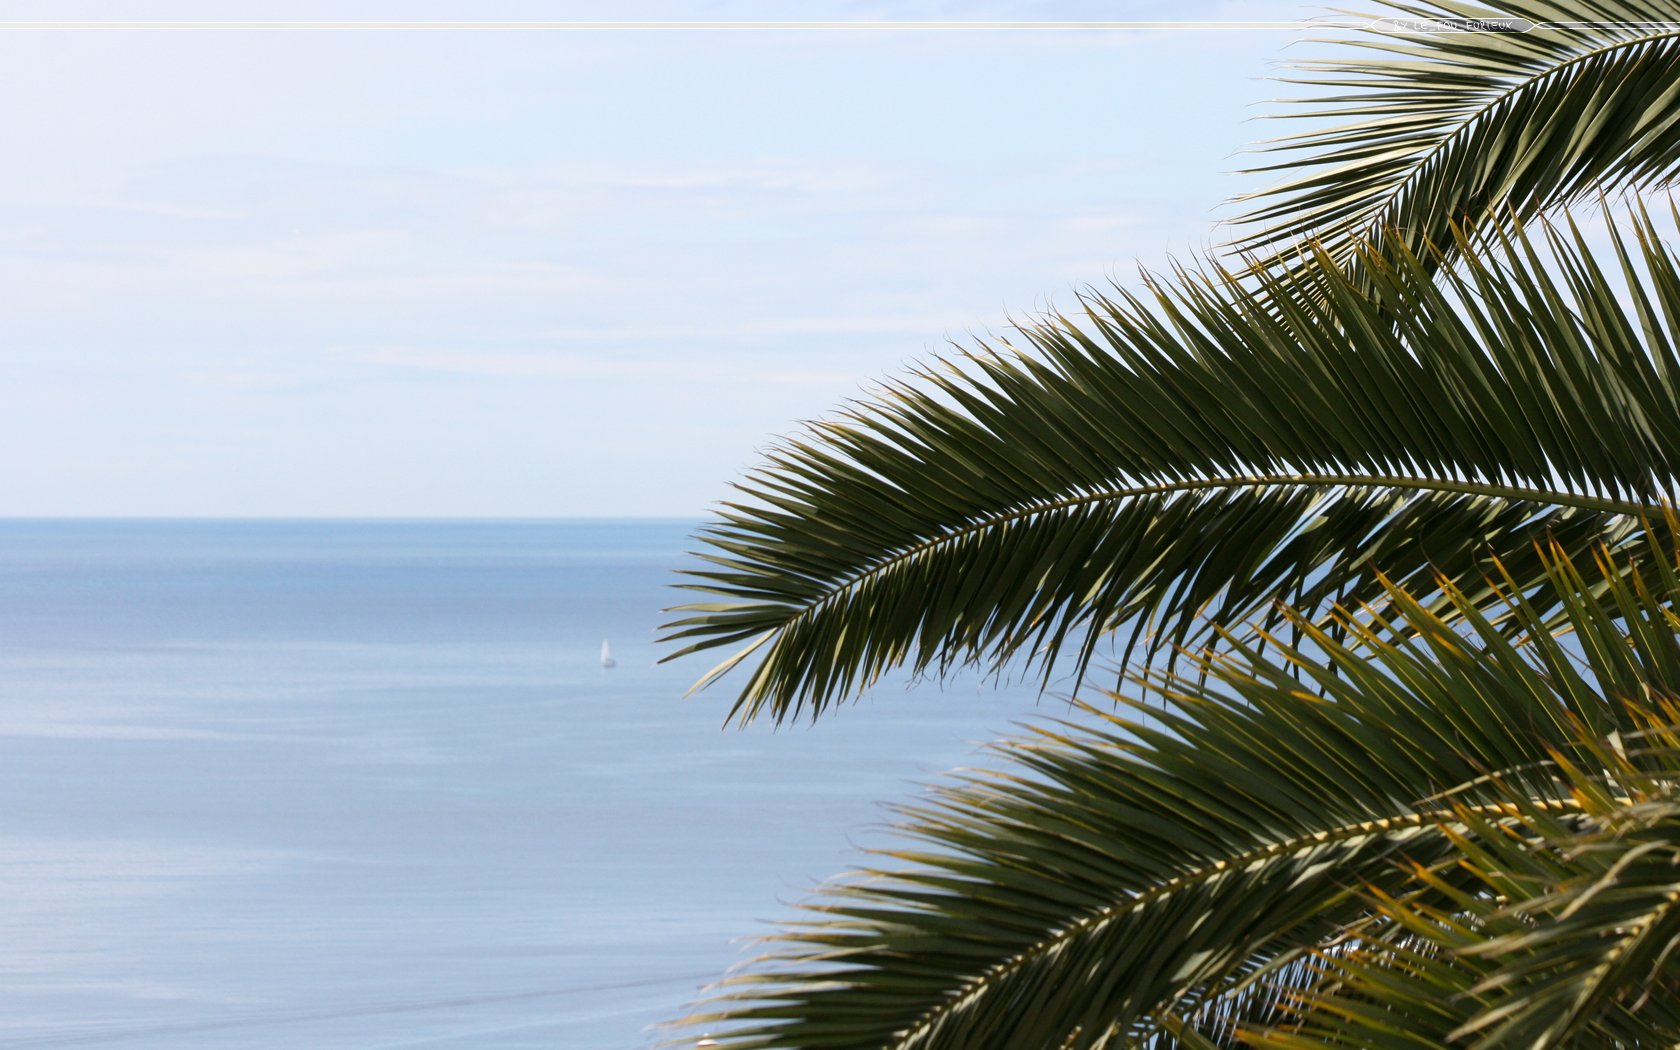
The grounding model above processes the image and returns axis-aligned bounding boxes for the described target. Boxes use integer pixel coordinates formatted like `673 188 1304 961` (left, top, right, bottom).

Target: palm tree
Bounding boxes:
666 2 1680 1046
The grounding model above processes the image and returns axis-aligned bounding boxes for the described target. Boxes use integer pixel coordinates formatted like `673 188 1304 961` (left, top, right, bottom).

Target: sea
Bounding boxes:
0 519 1051 1049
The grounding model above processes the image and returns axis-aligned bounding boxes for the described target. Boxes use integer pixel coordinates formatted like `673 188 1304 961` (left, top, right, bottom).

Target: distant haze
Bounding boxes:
3 0 1310 516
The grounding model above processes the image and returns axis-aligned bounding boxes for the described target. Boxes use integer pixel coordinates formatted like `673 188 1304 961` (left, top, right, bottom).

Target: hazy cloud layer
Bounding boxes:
2 0 1312 515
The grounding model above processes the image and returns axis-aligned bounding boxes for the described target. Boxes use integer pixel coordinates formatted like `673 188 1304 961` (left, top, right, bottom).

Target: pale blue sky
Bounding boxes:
3 0 1325 516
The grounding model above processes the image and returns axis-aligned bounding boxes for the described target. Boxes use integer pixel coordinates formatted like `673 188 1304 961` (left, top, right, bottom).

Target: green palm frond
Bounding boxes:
1143 955 1332 1047
1230 0 1680 280
670 541 1680 1049
665 207 1680 723
1253 720 1680 1048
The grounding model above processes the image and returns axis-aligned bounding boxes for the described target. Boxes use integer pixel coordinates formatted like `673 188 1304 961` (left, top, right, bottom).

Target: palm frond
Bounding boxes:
669 541 1680 1049
1230 0 1680 280
665 207 1680 723
1254 723 1680 1048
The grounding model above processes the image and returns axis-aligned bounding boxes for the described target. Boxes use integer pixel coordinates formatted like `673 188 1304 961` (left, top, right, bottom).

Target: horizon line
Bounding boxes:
0 514 707 522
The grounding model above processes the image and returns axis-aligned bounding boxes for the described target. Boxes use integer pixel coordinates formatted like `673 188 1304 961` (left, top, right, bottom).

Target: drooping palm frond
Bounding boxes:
664 207 1680 723
1230 0 1680 281
669 541 1680 1050
1251 715 1680 1048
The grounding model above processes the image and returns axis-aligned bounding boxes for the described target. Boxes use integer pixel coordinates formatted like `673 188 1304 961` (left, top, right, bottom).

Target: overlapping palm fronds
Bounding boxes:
671 540 1680 1050
1251 711 1680 1047
665 2 1680 1045
665 208 1680 724
1231 0 1680 283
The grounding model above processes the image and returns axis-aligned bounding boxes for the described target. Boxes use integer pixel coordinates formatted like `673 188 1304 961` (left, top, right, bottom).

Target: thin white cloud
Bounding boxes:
164 229 407 279
344 345 859 387
0 186 244 221
1053 214 1146 234
534 311 977 342
617 161 900 195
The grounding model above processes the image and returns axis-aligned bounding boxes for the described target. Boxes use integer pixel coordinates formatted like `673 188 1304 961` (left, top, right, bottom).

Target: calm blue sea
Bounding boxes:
0 520 1046 1049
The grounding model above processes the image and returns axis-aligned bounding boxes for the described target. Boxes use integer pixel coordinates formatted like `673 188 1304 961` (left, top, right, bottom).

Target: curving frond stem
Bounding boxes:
1229 0 1680 283
669 541 1680 1049
665 207 1680 723
1258 729 1680 1048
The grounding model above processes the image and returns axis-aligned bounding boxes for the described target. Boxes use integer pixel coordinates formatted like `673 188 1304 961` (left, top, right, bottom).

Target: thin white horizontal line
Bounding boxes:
0 19 1375 30
3 18 1675 30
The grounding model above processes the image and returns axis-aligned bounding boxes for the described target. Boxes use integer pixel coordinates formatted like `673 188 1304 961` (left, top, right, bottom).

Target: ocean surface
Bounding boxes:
0 519 1050 1049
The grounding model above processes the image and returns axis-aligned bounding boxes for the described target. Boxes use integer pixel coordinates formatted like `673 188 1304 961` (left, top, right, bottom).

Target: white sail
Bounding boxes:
600 639 616 668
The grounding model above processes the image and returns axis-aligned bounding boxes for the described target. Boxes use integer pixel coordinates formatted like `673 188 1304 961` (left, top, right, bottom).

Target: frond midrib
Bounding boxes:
724 470 1656 665
1236 26 1680 253
1513 873 1680 1044
882 797 1591 1050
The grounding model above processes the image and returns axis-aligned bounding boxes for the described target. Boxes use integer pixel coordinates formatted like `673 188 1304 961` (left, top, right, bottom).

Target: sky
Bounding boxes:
3 0 1334 517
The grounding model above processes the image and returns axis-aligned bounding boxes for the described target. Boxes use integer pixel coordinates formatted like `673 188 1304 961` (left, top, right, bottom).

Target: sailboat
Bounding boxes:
600 639 617 669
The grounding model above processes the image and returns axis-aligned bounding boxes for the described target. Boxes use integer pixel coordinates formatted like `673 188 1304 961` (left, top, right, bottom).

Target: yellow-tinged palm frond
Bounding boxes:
668 542 1680 1049
1249 727 1680 1048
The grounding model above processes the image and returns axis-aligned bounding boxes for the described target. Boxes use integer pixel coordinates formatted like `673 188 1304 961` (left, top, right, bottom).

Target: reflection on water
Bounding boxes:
0 521 1042 1048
